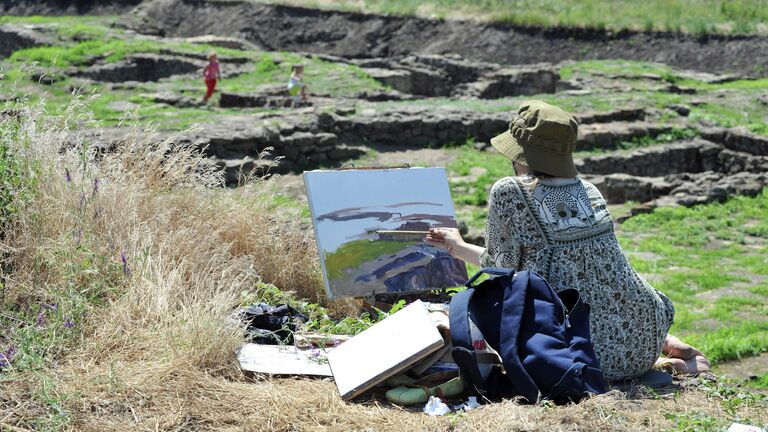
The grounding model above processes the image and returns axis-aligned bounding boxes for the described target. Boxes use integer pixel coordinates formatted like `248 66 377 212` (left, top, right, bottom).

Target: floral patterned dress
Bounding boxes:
480 175 674 381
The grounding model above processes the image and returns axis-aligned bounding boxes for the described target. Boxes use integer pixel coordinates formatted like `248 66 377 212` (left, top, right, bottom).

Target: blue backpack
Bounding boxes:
449 268 607 404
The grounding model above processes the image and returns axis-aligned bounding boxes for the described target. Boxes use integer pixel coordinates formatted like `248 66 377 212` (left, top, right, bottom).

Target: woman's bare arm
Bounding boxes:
425 227 484 266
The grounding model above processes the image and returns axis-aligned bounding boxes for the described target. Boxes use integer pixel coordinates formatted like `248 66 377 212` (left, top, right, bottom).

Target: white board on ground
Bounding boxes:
327 300 444 400
303 167 468 299
237 344 332 377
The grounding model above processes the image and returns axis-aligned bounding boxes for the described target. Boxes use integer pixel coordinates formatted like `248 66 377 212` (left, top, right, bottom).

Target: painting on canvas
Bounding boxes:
304 168 468 299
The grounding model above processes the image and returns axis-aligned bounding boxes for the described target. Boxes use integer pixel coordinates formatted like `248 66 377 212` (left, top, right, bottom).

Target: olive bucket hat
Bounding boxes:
490 100 579 177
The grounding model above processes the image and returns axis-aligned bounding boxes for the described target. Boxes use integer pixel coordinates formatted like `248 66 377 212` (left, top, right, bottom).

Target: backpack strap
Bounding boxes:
498 270 540 402
450 267 516 396
449 287 486 395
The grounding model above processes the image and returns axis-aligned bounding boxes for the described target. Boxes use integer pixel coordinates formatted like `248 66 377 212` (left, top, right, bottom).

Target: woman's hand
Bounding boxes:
426 227 484 266
425 227 466 255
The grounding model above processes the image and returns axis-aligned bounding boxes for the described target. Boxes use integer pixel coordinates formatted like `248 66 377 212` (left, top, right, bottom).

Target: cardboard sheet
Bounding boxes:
237 343 332 377
327 300 444 399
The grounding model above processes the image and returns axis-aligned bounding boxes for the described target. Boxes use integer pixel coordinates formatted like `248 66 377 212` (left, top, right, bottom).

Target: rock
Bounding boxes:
106 100 139 112
355 90 413 101
667 104 691 116
577 139 722 177
152 91 203 108
183 35 257 51
219 87 291 108
28 70 65 85
0 93 19 103
723 127 768 156
401 54 488 84
664 171 768 207
351 58 392 69
697 126 728 144
213 156 290 184
575 108 646 124
361 68 413 94
155 48 251 65
0 24 55 58
587 174 673 204
556 79 583 92
464 65 559 99
402 66 450 97
717 149 768 174
328 144 365 160
676 70 742 84
576 122 672 150
663 84 697 94
76 54 204 83
362 54 556 98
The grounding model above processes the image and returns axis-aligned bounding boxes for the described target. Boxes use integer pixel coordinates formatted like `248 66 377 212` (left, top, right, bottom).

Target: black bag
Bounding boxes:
238 303 307 345
450 268 606 403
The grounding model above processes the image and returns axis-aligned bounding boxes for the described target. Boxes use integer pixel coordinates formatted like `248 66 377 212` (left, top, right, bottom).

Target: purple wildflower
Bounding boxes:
93 177 100 194
311 348 321 358
36 311 45 327
65 168 71 183
120 251 131 276
43 303 57 312
0 346 16 368
63 317 75 329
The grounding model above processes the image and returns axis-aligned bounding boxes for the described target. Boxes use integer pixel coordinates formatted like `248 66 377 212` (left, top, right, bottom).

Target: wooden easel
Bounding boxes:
335 162 411 170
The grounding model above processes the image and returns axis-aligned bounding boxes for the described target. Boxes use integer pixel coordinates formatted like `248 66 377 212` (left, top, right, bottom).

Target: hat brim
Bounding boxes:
489 131 578 178
490 131 525 164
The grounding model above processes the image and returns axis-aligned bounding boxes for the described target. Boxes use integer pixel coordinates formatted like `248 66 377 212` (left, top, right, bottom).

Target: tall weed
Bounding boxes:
0 97 324 427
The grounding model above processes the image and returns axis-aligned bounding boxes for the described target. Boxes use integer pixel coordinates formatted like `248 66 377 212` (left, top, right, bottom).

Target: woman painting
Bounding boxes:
427 100 710 381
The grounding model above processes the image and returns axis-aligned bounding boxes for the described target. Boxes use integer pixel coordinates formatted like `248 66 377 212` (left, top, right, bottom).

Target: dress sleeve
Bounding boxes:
480 180 522 269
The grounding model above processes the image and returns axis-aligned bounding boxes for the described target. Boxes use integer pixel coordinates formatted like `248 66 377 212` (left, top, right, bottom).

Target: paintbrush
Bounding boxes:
368 229 430 241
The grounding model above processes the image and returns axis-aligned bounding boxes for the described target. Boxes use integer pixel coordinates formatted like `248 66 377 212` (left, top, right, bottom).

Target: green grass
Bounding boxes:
324 239 419 279
0 16 383 128
219 51 384 97
748 373 768 389
619 189 768 363
8 38 251 69
0 108 36 232
575 127 701 156
259 0 768 34
689 101 768 136
560 60 676 80
447 143 514 207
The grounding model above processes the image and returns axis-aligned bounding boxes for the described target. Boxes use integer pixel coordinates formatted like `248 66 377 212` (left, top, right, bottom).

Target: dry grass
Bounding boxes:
1 100 766 431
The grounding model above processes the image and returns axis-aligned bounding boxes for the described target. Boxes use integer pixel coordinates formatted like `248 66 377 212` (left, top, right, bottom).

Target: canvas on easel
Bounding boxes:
303 167 468 299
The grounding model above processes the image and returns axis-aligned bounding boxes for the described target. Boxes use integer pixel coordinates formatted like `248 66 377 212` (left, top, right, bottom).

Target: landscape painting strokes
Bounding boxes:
304 168 468 298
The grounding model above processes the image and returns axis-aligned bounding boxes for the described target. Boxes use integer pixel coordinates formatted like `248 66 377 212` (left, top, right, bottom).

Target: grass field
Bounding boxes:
1 97 767 431
255 0 768 34
0 16 382 129
2 12 768 431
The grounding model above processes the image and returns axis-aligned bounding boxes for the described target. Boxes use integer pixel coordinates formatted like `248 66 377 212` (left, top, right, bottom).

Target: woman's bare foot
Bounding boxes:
657 334 712 375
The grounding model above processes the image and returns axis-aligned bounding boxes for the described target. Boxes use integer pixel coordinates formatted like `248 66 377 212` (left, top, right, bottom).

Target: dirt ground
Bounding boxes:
128 0 768 76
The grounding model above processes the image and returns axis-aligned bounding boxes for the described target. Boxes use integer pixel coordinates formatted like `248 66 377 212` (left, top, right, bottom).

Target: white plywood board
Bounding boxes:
327 300 444 400
237 344 332 377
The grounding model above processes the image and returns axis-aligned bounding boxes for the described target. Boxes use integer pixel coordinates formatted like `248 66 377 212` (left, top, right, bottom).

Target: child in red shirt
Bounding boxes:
202 52 221 103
